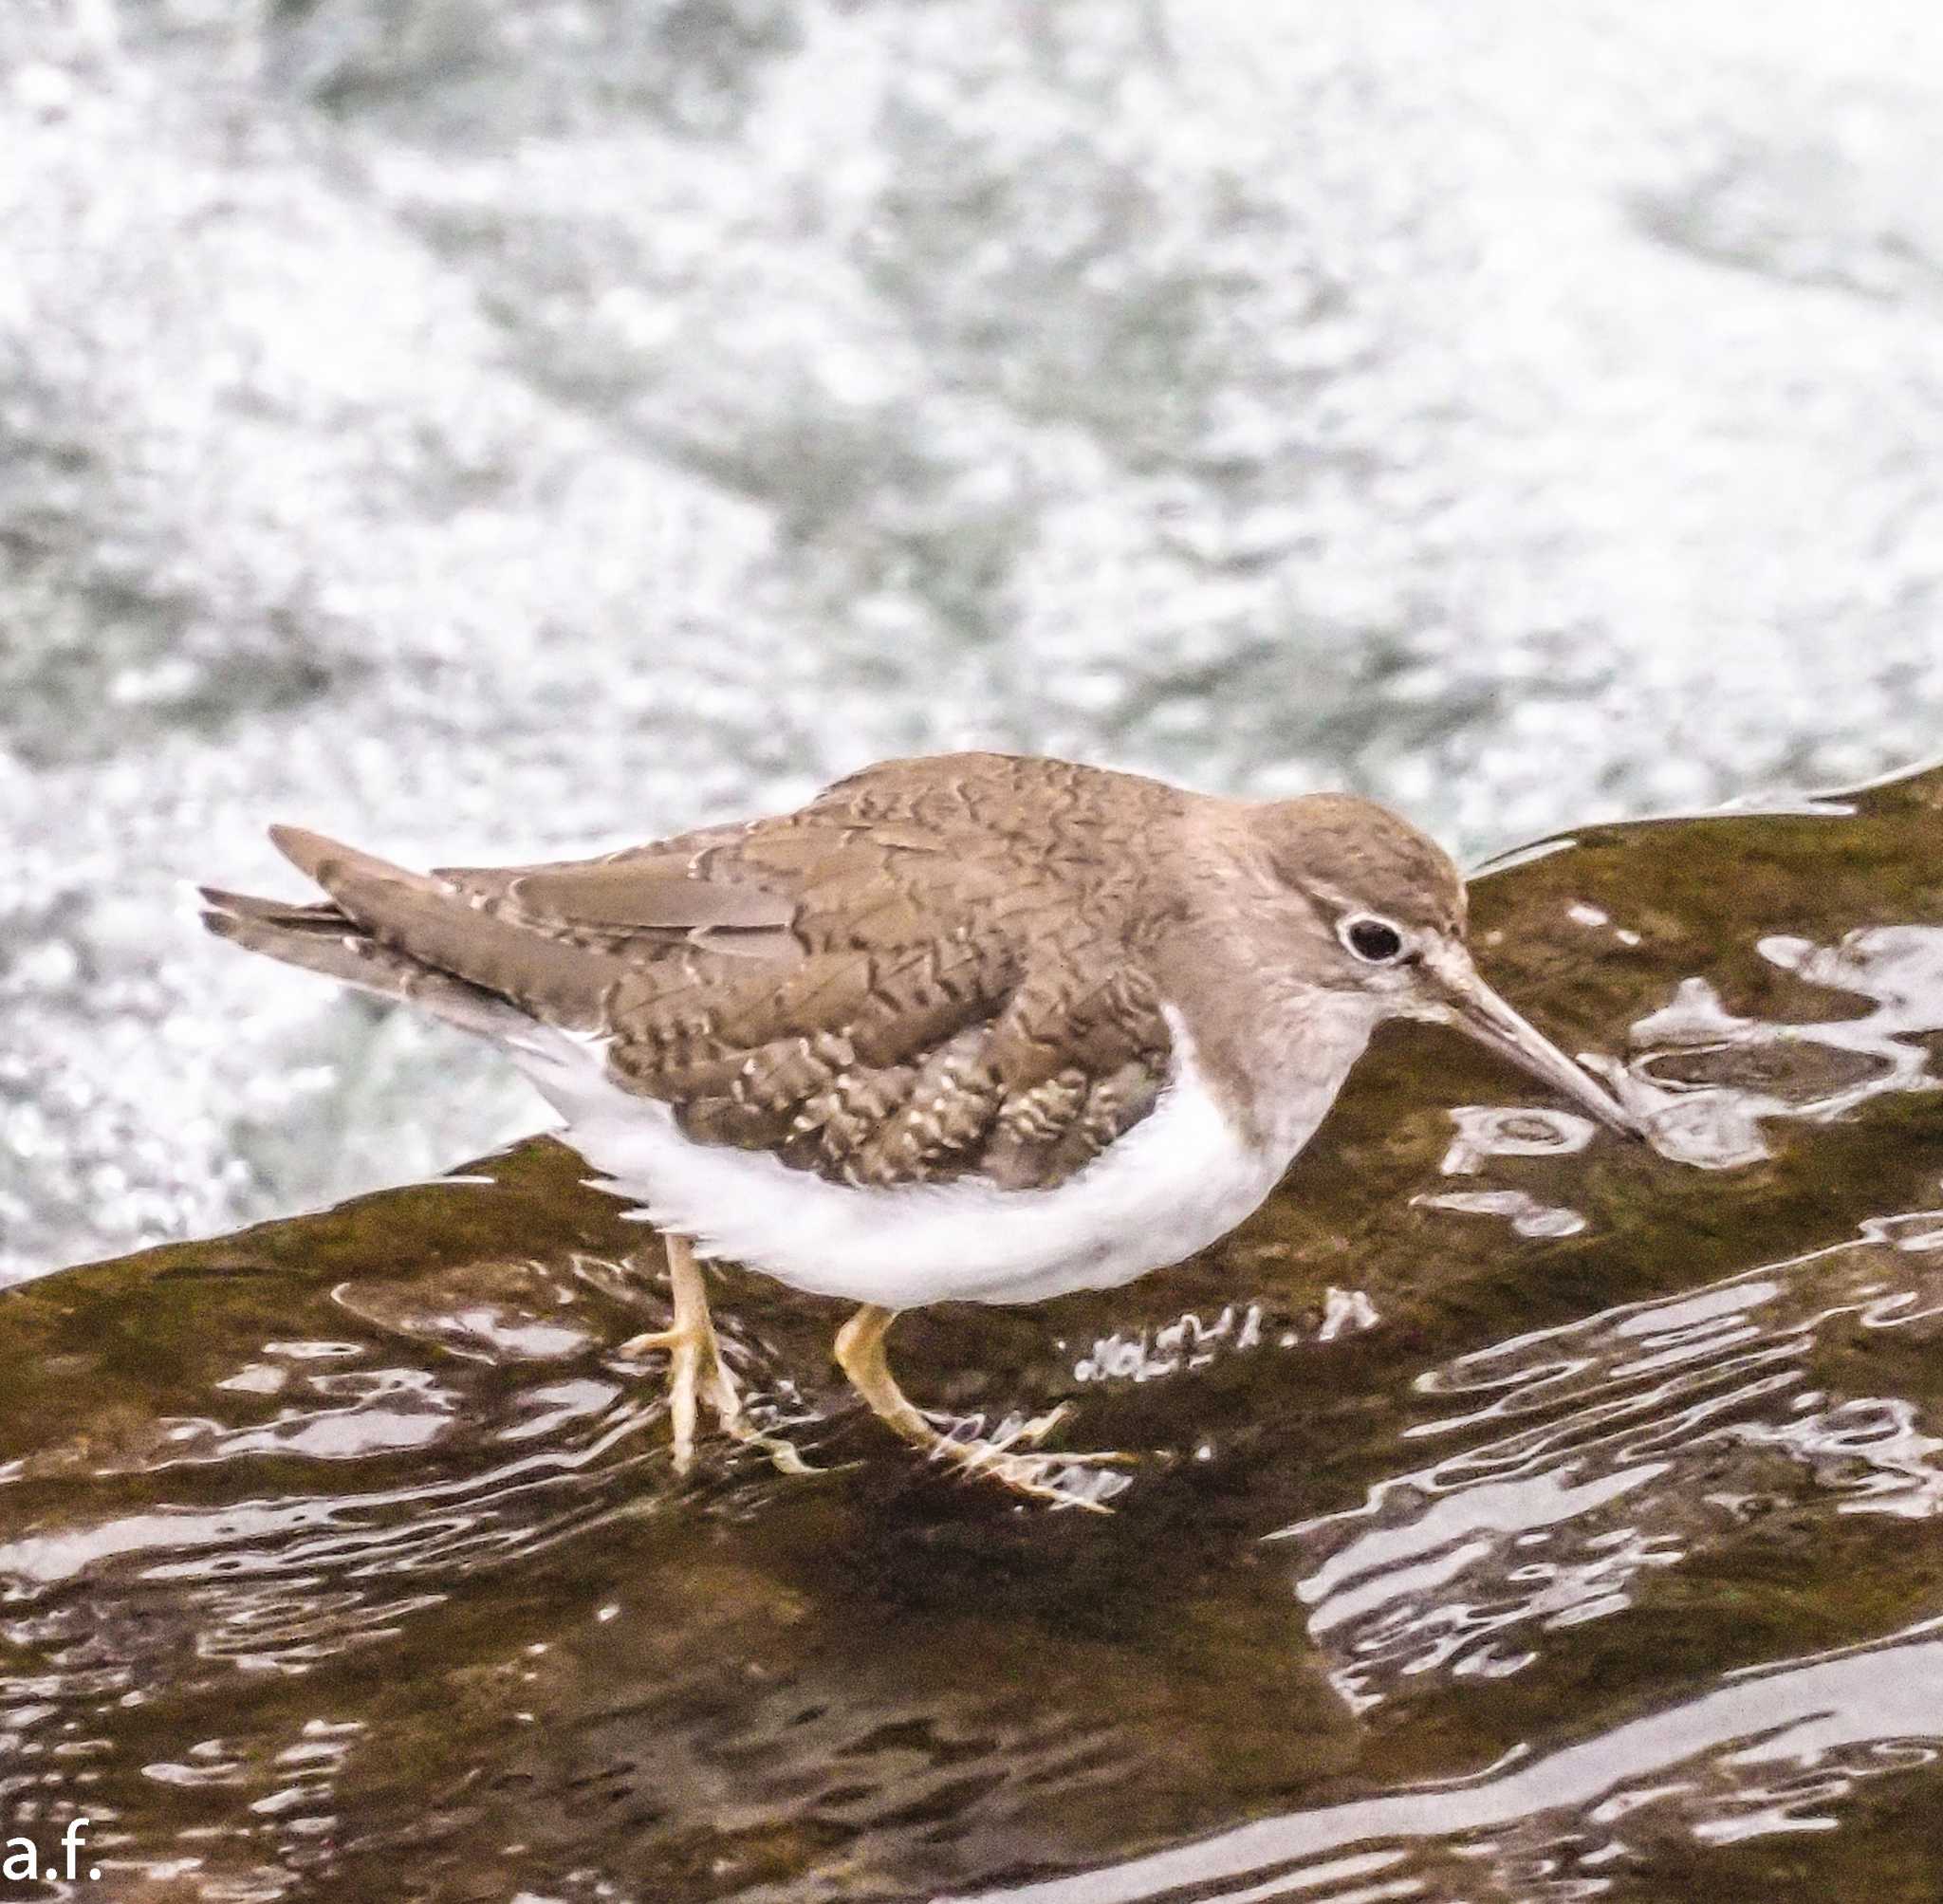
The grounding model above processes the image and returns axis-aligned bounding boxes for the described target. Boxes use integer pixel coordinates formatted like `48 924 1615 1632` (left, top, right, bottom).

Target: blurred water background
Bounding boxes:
4 0 1942 1281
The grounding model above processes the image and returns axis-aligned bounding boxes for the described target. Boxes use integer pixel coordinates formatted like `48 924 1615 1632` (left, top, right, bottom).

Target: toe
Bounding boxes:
992 1457 1119 1513
719 1414 817 1476
617 1326 691 1359
752 1433 817 1477
1006 1404 1070 1449
940 1439 1132 1511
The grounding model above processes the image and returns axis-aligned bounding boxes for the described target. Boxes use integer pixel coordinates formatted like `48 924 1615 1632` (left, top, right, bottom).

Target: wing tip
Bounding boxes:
268 823 342 881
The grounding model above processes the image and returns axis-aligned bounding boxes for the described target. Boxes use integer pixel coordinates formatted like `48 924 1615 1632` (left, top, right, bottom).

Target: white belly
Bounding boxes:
511 1005 1371 1309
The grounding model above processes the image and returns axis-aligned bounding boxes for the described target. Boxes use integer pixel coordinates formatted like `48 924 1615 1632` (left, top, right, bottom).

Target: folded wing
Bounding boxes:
201 759 1173 1191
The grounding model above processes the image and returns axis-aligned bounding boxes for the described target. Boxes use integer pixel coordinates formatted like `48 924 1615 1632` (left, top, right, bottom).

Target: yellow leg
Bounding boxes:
619 1235 810 1477
832 1304 1131 1511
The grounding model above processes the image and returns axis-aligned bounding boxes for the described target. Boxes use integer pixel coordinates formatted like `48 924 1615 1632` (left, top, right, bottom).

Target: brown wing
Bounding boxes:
212 755 1179 1190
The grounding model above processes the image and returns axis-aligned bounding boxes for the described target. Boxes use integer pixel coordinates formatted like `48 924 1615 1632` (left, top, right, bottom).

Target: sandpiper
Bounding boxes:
201 752 1640 1507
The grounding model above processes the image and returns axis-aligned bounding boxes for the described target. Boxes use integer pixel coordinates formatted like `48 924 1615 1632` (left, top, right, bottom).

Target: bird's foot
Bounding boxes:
931 1414 1138 1511
832 1304 1132 1510
616 1324 813 1478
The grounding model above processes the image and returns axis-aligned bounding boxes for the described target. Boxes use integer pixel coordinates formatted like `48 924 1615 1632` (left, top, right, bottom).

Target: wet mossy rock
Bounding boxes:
6 765 1943 1901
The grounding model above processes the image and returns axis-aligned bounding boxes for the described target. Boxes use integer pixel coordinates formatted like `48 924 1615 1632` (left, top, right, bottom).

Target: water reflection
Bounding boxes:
1601 922 1943 1171
953 1620 1943 1903
1275 1215 1943 1712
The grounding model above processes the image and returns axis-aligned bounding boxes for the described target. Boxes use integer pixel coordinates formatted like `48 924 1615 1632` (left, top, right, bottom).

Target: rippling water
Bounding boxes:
6 762 1943 1899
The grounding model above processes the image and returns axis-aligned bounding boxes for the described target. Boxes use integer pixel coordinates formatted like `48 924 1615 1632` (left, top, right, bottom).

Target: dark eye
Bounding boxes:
1342 915 1405 964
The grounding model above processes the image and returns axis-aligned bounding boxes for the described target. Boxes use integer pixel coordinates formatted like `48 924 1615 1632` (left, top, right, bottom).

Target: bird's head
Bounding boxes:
1248 793 1642 1137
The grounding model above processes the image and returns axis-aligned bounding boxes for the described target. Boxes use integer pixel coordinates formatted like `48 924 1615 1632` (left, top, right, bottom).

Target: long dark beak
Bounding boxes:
1417 941 1644 1137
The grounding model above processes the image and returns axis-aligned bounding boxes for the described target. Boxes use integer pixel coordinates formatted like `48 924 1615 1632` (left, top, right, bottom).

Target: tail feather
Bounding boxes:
252 825 626 1031
197 885 350 934
199 890 527 1044
199 824 628 1048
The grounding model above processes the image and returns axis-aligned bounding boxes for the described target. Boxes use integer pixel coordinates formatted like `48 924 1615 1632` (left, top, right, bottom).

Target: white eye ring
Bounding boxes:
1339 914 1407 964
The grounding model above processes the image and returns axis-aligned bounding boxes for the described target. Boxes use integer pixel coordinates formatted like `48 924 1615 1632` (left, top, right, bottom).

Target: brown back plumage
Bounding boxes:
202 755 1186 1192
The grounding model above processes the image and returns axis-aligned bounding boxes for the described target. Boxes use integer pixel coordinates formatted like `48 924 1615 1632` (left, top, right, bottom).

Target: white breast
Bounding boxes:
510 1003 1376 1310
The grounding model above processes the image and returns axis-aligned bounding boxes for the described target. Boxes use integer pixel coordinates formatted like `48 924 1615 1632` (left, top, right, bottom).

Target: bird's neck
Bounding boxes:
1146 812 1382 1155
1164 971 1381 1159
